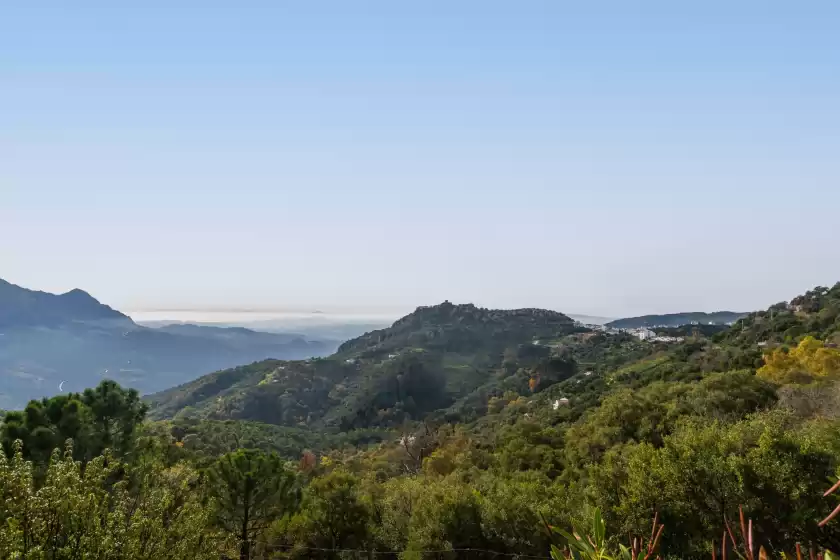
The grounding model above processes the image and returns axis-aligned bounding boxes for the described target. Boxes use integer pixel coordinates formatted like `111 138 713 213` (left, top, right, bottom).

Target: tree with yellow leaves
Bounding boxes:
757 336 840 384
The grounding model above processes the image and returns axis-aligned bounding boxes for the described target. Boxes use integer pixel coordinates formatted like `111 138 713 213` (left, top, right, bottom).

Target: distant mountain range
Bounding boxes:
0 279 337 409
606 311 748 329
138 318 392 345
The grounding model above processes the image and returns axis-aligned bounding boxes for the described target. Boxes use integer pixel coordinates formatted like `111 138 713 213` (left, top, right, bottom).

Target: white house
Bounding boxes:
553 397 570 410
633 328 656 341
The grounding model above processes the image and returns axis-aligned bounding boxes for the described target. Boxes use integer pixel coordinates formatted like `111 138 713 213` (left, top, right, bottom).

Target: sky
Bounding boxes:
2 1 839 318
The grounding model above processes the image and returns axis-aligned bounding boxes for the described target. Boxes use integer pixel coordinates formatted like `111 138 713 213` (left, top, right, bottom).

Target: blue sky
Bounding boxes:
2 1 839 317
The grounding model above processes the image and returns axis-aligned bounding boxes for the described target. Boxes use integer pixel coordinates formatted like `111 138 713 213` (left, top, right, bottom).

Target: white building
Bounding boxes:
633 328 657 341
553 398 570 410
651 336 683 343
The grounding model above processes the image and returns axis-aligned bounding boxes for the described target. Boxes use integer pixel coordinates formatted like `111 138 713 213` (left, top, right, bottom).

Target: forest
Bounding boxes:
2 285 840 559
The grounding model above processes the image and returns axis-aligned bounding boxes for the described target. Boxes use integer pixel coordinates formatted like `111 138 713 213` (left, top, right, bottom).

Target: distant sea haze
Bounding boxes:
127 309 405 324
127 309 614 327
567 314 614 326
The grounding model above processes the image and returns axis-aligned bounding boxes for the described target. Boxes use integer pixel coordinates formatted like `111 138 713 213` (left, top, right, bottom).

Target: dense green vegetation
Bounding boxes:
653 323 730 337
148 302 580 429
1 380 147 463
718 285 840 347
3 285 840 559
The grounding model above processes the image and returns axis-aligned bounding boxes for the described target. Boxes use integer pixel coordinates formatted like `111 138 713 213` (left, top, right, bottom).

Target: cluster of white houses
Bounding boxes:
629 328 684 343
580 322 684 343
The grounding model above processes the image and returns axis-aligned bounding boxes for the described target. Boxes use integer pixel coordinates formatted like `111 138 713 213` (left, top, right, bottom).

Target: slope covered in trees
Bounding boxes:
606 310 747 328
147 302 580 428
718 284 840 347
3 283 840 559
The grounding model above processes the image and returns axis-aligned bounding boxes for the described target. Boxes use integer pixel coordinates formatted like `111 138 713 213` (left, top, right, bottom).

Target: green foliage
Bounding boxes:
719 283 840 348
0 440 229 559
282 469 371 558
564 371 777 471
476 471 573 556
337 301 576 356
548 508 613 560
148 302 579 431
401 475 484 558
157 417 387 466
1 380 146 463
147 359 352 425
590 412 840 557
206 448 301 560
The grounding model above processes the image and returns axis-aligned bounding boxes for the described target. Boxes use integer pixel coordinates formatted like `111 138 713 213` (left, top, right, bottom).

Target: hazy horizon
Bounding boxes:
4 2 839 317
126 308 616 325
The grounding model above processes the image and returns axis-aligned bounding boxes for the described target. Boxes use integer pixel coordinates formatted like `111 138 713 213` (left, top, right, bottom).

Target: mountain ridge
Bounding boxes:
147 300 580 427
0 279 335 409
147 284 840 431
606 310 747 329
0 279 131 328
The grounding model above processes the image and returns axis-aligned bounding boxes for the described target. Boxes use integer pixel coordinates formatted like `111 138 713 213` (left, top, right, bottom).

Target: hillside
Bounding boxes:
148 284 840 435
0 279 130 328
606 310 747 328
147 302 579 427
0 279 335 409
8 283 840 560
717 283 840 347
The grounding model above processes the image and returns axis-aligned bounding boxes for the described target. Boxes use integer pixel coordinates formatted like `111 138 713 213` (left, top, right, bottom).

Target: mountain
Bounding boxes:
153 323 314 345
606 310 747 329
147 301 579 427
0 279 131 328
148 288 840 431
0 280 336 409
139 318 391 345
